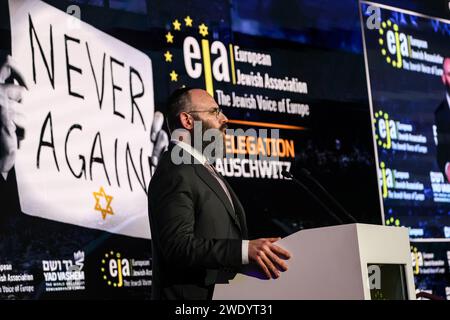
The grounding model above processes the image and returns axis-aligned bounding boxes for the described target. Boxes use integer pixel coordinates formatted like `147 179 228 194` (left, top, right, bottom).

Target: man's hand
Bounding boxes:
248 237 291 279
150 111 169 168
0 55 28 173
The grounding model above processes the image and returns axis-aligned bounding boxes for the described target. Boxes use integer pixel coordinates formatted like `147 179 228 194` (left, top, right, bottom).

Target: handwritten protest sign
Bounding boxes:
9 0 154 239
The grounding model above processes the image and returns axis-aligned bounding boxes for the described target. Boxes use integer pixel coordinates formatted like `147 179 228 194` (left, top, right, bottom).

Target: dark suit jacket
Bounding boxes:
435 100 450 177
147 143 248 300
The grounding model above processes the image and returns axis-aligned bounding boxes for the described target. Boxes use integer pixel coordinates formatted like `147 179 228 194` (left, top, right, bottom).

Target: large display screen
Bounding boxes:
361 1 450 239
361 0 450 298
0 0 382 299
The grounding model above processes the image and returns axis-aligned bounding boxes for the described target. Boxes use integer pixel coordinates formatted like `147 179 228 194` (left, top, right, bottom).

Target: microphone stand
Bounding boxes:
281 170 344 225
298 168 358 223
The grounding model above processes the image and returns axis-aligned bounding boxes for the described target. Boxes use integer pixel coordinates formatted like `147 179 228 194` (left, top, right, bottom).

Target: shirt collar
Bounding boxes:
446 93 450 109
171 139 207 164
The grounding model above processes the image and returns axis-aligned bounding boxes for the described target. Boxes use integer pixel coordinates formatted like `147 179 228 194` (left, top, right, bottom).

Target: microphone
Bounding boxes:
281 170 344 225
298 168 357 223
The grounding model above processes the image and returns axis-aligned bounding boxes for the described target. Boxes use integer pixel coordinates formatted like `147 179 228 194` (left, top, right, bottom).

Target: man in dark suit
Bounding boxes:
435 57 450 183
148 87 291 300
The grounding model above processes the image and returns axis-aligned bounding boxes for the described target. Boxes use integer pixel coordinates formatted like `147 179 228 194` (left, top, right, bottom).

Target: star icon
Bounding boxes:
173 19 181 31
169 70 178 82
198 23 208 37
164 50 173 62
184 16 193 27
165 31 174 43
93 187 114 220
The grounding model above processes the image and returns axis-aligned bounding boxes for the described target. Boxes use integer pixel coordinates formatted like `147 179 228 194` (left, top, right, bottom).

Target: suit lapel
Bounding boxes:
193 165 242 232
169 141 244 233
220 177 248 238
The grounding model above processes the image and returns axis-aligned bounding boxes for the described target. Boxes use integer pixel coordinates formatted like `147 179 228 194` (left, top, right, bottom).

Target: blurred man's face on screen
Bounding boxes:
442 58 450 96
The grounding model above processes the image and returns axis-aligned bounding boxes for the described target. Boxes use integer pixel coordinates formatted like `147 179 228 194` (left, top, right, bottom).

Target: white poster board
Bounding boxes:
9 0 154 239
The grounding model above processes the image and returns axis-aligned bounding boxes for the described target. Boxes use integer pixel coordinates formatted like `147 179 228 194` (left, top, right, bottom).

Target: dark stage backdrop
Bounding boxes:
0 0 447 299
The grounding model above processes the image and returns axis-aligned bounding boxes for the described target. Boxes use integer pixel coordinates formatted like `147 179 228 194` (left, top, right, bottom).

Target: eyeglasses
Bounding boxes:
187 107 223 119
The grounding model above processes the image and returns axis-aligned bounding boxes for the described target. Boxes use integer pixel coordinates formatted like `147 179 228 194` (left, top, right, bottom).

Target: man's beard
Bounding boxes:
189 115 228 161
202 124 228 159
200 122 227 160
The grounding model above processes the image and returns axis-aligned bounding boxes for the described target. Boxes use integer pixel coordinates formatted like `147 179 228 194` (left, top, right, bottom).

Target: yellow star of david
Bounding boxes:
93 187 114 220
198 23 208 37
184 16 193 27
164 50 173 62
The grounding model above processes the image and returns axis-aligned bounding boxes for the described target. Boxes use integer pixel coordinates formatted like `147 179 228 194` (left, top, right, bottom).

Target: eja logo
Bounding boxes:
377 19 412 69
101 251 130 288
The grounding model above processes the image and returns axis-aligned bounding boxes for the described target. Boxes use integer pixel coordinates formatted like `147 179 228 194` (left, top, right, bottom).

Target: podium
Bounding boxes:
213 223 416 300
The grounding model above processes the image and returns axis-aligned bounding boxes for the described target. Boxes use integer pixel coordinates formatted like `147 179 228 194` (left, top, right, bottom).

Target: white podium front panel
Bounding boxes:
213 223 415 300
